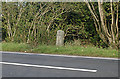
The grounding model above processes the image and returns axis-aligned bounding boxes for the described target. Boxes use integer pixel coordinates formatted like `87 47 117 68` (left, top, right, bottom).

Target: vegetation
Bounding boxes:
85 1 119 49
0 42 118 58
0 42 31 52
1 2 120 57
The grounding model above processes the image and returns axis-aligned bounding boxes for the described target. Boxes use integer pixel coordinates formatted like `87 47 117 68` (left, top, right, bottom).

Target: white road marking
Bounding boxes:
1 51 119 60
0 62 97 73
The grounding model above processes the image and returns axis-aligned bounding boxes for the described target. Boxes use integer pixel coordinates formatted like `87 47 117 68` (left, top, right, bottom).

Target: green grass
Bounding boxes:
0 42 118 58
0 42 32 52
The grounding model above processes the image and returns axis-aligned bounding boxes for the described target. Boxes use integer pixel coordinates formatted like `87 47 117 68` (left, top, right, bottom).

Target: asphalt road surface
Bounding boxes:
1 51 119 77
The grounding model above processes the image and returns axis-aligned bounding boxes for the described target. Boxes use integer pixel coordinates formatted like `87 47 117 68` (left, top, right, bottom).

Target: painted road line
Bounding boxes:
1 51 119 60
0 62 97 73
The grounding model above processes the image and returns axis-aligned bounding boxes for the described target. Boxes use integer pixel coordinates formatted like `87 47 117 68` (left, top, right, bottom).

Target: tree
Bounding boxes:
2 2 74 45
85 0 119 49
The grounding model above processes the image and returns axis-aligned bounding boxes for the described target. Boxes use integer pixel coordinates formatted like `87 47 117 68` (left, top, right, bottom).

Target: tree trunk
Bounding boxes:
85 0 119 49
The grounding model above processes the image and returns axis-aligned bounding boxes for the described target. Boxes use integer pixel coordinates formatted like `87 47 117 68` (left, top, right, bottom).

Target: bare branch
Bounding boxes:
7 13 12 38
110 0 115 43
98 1 111 38
90 2 99 19
115 2 118 39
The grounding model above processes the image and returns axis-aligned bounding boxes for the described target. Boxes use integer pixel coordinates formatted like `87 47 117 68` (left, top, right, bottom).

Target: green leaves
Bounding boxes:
2 2 116 48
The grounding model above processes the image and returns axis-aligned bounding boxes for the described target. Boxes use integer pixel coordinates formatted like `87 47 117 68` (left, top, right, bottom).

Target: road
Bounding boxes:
1 51 119 77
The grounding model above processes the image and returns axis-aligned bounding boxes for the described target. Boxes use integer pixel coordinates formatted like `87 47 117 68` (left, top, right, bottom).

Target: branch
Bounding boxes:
115 2 118 39
90 2 99 19
13 7 25 37
46 10 71 32
98 0 111 38
110 0 115 43
85 0 99 24
7 13 12 38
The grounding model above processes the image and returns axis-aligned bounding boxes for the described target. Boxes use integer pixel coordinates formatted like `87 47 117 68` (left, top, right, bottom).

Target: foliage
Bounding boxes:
2 2 119 48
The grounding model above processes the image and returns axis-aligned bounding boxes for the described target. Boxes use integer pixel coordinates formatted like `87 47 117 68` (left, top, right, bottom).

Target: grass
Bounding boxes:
0 42 32 52
0 42 119 58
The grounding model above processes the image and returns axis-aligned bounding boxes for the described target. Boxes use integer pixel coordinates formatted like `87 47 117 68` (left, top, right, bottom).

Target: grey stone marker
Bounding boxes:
56 30 64 46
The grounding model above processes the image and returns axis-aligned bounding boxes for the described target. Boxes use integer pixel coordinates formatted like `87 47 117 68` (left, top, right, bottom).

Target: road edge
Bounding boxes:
1 51 119 60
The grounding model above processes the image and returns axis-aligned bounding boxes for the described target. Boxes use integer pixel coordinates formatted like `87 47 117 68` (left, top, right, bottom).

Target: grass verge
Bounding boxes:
0 42 118 58
0 42 32 52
